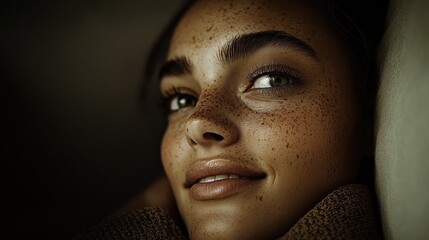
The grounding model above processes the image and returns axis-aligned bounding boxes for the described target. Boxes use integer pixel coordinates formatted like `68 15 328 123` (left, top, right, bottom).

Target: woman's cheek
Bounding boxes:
241 96 341 167
241 101 314 146
161 124 187 190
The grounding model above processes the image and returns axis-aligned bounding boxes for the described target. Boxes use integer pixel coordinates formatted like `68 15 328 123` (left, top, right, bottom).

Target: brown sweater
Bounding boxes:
74 184 382 240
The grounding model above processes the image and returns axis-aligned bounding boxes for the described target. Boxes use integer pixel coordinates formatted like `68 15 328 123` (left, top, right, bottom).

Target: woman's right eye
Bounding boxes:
169 94 197 112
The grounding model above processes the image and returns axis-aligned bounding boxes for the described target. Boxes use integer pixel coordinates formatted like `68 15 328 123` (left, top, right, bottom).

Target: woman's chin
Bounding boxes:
180 198 291 240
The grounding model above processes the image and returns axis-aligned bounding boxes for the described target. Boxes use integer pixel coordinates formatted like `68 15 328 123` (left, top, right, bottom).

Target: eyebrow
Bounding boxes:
218 30 317 63
159 56 192 79
159 30 317 80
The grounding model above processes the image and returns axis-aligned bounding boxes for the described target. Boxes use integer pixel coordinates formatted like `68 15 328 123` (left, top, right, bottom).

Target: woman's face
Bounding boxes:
160 0 366 239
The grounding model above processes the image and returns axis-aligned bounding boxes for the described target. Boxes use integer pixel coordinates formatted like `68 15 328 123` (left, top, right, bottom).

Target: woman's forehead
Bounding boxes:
177 0 325 30
168 0 334 60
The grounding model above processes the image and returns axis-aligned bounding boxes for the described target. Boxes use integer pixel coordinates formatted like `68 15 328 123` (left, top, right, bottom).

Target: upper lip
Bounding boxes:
185 159 266 188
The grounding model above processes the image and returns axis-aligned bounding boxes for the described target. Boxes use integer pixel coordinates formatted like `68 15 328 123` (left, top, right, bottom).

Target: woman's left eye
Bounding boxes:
252 74 296 89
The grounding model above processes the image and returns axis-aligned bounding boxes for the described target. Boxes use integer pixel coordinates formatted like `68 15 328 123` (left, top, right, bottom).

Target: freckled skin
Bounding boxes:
160 0 367 239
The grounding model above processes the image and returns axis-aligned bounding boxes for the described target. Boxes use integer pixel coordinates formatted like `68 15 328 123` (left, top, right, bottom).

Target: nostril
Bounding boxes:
203 132 224 141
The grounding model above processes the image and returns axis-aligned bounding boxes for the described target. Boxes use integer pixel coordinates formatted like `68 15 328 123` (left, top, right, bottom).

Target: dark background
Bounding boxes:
3 1 182 239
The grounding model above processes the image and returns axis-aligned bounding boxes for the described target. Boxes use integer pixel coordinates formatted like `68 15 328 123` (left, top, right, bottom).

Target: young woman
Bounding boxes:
76 0 388 239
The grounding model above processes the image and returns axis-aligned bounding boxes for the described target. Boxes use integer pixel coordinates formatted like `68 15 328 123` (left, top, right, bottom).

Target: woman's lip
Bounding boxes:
189 178 262 200
185 159 266 200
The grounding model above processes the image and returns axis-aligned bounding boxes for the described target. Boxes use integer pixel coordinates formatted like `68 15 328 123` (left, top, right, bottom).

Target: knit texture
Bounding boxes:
75 184 380 239
74 207 187 240
279 184 381 240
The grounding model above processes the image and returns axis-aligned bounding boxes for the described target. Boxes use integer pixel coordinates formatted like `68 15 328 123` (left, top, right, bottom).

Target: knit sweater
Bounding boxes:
74 184 382 240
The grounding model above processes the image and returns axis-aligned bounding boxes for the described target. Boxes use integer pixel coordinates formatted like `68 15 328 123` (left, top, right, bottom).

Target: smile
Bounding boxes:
185 159 266 200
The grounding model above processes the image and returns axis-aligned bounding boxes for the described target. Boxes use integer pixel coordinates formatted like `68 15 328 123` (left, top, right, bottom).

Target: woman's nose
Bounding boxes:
185 98 239 148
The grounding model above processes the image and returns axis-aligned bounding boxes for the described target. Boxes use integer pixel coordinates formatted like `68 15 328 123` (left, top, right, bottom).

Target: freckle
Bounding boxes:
258 196 263 201
206 25 213 32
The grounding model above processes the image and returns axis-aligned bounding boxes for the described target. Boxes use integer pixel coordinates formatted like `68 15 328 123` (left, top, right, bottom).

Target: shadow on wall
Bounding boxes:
3 1 182 239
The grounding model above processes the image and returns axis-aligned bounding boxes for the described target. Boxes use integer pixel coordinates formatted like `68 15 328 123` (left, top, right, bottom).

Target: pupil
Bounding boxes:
269 75 288 86
178 96 195 108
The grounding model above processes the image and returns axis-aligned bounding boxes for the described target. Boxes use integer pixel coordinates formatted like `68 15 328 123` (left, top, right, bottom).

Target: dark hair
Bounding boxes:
327 0 389 185
141 0 195 104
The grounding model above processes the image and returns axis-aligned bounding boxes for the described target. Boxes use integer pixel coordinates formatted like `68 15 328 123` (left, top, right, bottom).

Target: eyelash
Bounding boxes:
245 64 302 92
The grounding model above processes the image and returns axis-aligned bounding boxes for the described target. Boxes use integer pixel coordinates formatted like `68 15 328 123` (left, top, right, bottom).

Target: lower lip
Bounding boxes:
189 178 262 200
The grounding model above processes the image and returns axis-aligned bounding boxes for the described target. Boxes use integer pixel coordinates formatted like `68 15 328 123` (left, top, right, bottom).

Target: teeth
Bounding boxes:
229 174 239 179
215 174 229 181
199 176 215 183
199 174 240 183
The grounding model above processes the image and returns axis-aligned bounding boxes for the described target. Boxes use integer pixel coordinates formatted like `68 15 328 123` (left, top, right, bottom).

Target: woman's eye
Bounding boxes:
169 94 197 112
252 74 296 89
